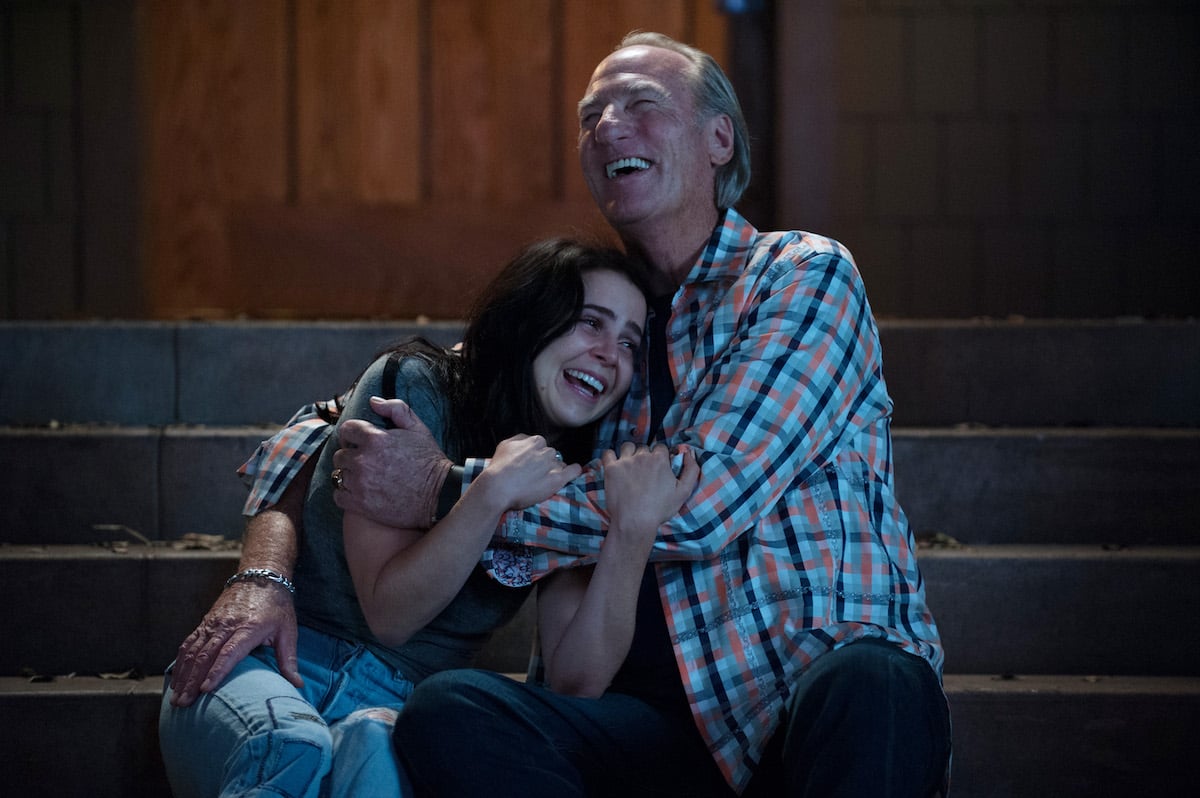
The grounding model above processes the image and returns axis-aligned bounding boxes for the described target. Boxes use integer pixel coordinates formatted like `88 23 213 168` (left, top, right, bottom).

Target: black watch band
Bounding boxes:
435 464 465 522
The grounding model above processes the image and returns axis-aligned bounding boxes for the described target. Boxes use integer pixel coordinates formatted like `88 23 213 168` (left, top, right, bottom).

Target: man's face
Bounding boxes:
577 45 729 237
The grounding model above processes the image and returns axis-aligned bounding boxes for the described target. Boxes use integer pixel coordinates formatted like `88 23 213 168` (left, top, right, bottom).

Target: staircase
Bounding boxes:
1 318 1197 797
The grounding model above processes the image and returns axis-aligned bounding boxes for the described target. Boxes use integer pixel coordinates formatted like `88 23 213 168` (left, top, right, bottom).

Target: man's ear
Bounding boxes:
707 114 735 167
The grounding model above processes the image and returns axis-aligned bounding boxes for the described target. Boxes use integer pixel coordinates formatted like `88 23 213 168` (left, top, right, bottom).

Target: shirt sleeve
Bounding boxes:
482 240 889 569
238 397 343 516
336 354 450 452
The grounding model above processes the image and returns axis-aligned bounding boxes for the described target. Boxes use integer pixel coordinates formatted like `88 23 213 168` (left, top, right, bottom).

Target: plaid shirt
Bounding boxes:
238 397 342 515
479 209 944 792
238 209 943 793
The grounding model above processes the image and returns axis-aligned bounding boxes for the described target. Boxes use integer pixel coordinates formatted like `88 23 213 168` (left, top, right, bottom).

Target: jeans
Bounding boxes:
393 639 951 798
159 625 414 798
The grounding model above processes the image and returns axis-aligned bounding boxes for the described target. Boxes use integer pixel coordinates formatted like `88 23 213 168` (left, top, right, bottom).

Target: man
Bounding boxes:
334 32 950 797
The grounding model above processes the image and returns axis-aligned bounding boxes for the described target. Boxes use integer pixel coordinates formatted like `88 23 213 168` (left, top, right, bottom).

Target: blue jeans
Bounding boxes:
159 625 415 798
393 639 951 797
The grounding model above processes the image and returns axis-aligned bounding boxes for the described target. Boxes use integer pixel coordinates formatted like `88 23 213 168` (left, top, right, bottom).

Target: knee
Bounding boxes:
806 639 933 702
784 641 950 787
393 670 512 755
333 707 399 747
397 670 495 731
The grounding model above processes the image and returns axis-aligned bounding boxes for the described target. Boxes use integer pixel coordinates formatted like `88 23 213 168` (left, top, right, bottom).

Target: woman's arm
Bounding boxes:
345 434 577 647
537 443 699 697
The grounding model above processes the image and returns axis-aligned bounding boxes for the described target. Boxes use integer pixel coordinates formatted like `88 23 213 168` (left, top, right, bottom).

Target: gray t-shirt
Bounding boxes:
295 352 531 681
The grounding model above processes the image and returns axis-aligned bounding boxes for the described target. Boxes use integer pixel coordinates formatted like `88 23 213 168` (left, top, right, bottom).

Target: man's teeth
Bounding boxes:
565 369 605 395
605 157 651 179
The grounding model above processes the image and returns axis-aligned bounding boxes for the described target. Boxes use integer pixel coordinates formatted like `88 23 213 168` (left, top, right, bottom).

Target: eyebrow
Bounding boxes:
578 80 670 118
583 302 645 341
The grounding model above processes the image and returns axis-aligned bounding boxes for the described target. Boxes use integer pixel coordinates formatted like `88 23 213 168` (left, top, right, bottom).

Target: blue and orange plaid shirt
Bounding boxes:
478 209 943 791
239 209 943 793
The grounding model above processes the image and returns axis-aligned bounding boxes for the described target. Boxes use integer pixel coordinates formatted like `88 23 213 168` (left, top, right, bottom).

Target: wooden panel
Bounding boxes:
296 0 421 203
430 0 555 203
138 0 728 319
226 200 616 318
690 0 729 70
775 1 836 233
139 0 288 316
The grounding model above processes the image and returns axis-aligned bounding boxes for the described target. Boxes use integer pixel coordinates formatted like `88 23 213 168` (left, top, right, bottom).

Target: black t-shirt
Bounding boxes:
606 295 690 714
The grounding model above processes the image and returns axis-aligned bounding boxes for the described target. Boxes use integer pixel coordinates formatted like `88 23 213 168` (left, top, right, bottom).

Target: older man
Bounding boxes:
330 32 948 797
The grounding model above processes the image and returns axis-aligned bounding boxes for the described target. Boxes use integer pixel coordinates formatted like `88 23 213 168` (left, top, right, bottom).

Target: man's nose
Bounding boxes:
594 106 630 144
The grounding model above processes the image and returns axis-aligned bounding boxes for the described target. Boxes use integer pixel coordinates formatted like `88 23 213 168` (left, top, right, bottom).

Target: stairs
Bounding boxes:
1 318 1197 797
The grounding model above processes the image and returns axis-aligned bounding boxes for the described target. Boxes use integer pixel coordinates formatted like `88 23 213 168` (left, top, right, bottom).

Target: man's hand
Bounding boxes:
168 581 300 707
332 397 453 528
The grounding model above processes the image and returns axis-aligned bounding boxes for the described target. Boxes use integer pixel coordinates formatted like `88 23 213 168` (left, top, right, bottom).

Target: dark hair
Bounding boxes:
387 238 648 464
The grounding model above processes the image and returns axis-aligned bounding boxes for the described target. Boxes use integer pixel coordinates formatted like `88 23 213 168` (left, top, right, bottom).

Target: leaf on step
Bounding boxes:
917 532 964 549
92 524 152 545
171 533 241 551
98 669 144 681
20 667 53 683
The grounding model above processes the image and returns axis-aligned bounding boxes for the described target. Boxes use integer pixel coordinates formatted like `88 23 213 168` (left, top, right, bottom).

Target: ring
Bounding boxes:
554 451 564 463
331 468 345 490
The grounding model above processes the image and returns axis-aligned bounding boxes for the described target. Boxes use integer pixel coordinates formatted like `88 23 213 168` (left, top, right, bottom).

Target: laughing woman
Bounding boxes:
159 238 697 798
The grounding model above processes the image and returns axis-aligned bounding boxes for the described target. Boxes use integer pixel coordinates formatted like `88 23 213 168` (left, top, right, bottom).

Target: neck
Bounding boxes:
618 207 721 296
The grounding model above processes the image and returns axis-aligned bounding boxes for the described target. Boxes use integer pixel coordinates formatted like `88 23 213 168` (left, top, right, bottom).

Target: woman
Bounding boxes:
159 238 697 798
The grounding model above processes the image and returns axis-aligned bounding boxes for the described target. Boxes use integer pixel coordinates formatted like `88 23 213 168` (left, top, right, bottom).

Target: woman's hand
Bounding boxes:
474 434 583 513
601 442 699 543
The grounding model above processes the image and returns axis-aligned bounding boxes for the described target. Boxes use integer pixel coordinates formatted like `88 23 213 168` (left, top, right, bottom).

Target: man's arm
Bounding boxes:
333 241 883 566
167 454 314 707
502 242 885 560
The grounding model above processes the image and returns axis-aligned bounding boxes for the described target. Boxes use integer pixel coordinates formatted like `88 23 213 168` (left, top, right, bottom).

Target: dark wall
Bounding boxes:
776 0 1199 319
1 0 141 318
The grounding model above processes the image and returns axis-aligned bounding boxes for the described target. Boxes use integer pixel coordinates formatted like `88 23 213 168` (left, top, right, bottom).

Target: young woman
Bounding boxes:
159 238 697 798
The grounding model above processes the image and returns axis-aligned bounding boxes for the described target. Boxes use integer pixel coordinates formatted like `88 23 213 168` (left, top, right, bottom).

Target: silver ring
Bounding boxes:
331 468 345 490
554 451 564 463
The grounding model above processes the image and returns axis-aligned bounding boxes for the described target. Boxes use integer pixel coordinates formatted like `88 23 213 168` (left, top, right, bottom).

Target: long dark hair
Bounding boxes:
386 238 648 464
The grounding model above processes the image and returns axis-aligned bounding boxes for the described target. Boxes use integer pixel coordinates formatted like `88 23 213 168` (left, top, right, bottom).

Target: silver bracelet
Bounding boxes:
224 568 295 595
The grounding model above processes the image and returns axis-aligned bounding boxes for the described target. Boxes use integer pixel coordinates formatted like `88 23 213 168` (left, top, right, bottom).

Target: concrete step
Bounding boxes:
919 544 1200 676
895 427 1199 545
4 544 1198 679
0 673 1194 797
0 543 531 678
942 674 1196 796
3 425 1196 546
2 318 1196 427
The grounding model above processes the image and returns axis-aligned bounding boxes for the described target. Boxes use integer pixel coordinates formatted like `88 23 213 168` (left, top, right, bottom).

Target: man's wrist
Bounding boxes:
225 567 295 594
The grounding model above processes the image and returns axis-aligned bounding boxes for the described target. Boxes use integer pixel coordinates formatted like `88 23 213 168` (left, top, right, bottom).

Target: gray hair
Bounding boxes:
617 31 752 210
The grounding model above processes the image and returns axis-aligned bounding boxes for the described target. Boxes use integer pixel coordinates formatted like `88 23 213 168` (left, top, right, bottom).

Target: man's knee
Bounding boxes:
778 640 950 796
797 639 938 708
396 670 506 737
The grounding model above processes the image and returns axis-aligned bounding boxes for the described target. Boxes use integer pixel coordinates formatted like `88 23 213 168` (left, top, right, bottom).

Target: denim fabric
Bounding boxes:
159 625 414 798
393 641 950 798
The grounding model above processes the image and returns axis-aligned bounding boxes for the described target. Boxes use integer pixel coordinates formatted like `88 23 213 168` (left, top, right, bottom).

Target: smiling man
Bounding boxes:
353 33 951 797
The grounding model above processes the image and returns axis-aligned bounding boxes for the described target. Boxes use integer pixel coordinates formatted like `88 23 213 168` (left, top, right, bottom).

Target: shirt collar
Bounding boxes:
679 207 758 288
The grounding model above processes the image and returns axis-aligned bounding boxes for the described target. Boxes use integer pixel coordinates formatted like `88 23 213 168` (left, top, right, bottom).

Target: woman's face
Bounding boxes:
532 268 647 436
